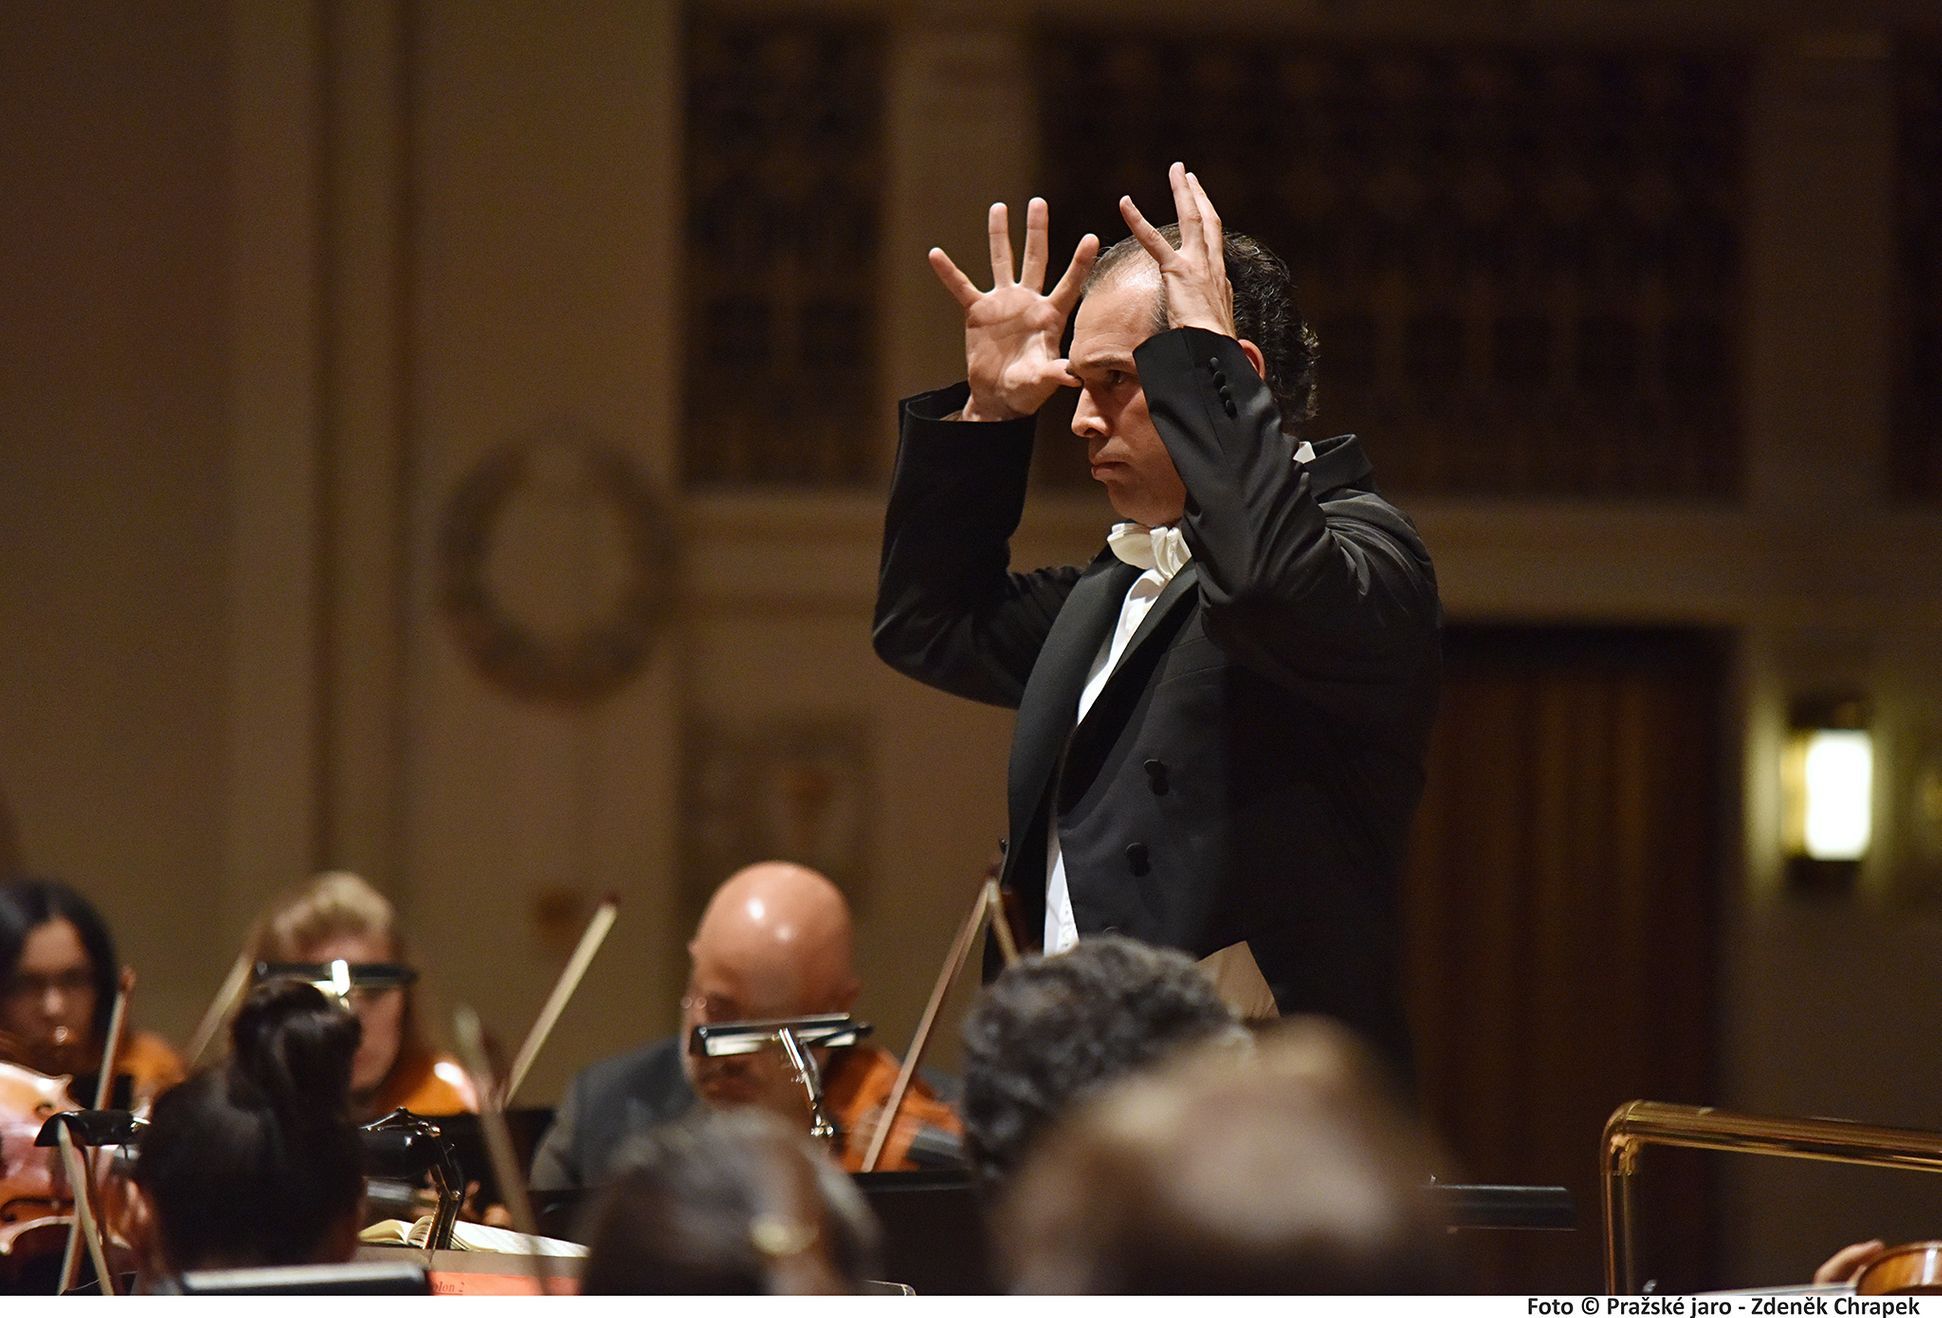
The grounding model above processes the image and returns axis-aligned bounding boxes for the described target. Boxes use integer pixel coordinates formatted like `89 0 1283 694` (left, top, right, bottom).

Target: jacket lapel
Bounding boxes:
1006 556 1137 831
1062 563 1201 777
1087 561 1200 718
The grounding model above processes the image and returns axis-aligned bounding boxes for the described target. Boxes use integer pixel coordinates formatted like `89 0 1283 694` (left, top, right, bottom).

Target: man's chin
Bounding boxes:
1092 475 1140 521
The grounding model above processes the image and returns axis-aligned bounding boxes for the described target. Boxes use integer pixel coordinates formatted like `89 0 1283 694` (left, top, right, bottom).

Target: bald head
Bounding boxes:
689 862 857 1020
682 863 860 1113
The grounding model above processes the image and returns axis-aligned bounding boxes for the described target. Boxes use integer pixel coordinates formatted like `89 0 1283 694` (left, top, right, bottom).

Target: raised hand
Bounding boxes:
1119 162 1237 338
929 198 1099 422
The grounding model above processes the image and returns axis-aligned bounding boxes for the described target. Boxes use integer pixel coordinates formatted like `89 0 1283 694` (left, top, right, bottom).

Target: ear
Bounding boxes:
1237 337 1268 381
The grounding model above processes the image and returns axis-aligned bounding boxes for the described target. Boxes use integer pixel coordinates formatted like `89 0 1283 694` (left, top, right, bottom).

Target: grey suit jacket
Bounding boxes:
528 1036 695 1195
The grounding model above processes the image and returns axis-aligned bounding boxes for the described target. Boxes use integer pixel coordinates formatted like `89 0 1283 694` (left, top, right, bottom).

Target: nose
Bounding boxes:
1071 386 1108 442
37 984 68 1020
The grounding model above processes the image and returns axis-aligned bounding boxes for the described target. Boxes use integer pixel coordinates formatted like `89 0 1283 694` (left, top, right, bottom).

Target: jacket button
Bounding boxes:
1214 371 1228 387
1207 356 1221 371
1125 842 1150 876
1143 758 1168 794
1223 401 1238 417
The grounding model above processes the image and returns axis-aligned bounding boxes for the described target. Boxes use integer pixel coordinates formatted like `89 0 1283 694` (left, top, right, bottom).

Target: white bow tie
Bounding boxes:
1103 444 1314 582
1106 522 1192 582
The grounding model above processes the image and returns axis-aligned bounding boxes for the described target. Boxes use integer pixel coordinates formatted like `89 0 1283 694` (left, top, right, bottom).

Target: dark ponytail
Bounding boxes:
136 982 366 1272
228 978 359 1126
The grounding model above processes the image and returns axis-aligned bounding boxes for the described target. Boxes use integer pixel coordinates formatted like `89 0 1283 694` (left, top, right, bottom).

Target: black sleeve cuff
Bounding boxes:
902 381 974 424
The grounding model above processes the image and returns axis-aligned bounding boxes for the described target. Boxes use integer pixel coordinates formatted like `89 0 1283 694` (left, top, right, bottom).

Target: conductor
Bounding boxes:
873 165 1440 1070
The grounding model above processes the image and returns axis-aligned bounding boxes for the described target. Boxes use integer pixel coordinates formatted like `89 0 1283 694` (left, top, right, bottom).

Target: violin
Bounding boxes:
0 971 148 1294
1856 1241 1942 1295
826 1048 962 1173
0 1060 77 1222
0 1059 83 1289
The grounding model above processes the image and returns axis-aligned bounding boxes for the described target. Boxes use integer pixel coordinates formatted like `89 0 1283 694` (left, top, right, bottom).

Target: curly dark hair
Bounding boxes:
1086 224 1320 431
959 935 1242 1187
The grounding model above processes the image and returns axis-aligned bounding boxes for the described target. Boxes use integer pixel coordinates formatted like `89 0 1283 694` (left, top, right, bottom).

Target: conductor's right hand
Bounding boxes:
929 198 1098 423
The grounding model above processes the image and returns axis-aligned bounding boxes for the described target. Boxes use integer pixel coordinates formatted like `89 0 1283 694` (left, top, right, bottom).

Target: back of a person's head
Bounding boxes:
580 1107 880 1295
135 980 364 1272
1000 1018 1457 1294
959 935 1242 1185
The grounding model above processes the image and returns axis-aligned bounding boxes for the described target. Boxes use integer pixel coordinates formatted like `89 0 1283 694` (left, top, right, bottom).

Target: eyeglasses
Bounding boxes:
680 989 742 1024
3 969 95 1001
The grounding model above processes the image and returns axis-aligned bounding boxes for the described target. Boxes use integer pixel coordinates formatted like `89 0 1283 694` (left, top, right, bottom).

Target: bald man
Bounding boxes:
530 862 960 1194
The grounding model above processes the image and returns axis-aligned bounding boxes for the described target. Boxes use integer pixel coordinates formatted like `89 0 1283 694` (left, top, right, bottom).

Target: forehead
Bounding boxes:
20 918 90 972
1071 264 1162 361
305 932 394 963
689 936 792 1005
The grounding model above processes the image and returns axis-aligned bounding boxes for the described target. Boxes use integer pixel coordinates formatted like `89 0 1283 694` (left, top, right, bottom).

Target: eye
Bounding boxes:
1103 369 1128 389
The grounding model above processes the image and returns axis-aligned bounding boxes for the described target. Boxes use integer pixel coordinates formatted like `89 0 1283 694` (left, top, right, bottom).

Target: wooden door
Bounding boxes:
1406 626 1729 1292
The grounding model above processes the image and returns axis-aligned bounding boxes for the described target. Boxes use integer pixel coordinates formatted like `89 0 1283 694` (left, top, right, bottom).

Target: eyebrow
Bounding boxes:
1070 353 1136 374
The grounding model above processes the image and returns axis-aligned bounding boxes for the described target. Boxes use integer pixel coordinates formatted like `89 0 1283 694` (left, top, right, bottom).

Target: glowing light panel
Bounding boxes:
1800 729 1872 861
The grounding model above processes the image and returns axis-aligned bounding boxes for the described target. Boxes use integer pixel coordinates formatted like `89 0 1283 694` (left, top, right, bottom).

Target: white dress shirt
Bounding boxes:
1040 443 1312 953
1042 524 1189 953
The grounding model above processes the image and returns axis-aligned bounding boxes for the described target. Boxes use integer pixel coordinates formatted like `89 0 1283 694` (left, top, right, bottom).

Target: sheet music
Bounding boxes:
1195 942 1279 1021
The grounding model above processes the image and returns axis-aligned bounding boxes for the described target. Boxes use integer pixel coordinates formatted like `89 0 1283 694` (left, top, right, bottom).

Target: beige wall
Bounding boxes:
0 0 236 1035
4 0 1942 1286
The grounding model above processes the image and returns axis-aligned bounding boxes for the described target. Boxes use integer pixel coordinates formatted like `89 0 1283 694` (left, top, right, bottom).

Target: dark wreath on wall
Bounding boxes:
437 428 673 705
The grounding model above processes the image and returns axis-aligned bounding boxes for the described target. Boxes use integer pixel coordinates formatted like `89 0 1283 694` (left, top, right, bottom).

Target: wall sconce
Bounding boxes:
1781 695 1873 893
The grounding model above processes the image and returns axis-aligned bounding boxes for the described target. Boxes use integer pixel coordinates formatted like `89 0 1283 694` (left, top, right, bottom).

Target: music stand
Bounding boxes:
179 1261 430 1295
688 1014 871 1147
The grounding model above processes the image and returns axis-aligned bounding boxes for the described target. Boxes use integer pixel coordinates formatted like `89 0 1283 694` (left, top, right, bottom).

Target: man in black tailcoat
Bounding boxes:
873 165 1440 1072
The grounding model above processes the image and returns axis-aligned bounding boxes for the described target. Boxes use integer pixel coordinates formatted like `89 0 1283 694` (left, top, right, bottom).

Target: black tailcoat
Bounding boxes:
873 327 1440 1070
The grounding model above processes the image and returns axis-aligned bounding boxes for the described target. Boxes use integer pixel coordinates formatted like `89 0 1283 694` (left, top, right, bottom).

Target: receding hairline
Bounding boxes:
1072 254 1168 357
1083 243 1164 296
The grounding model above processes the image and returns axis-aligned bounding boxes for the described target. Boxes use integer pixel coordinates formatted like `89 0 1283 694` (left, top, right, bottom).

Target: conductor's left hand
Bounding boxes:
1119 162 1237 339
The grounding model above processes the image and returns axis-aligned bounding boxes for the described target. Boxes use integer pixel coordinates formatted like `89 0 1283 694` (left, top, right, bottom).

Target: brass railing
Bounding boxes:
1603 1100 1942 1294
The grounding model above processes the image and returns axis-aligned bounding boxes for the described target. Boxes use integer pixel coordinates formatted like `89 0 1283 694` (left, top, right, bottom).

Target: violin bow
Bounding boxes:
58 965 134 1293
860 878 1018 1173
454 1006 557 1295
53 1120 116 1296
90 967 135 1111
502 893 618 1107
985 878 1021 968
183 948 253 1071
